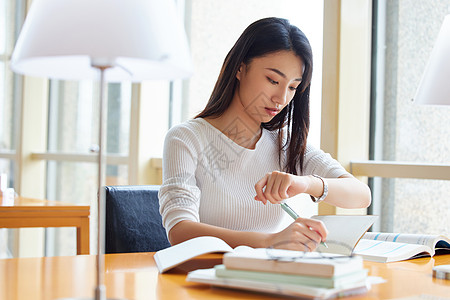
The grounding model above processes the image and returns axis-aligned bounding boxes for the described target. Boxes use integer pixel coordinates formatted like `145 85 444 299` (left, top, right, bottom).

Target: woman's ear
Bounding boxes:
236 63 245 81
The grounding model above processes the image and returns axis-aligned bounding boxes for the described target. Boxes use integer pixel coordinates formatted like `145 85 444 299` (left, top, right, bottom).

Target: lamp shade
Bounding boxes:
414 14 450 105
10 0 193 82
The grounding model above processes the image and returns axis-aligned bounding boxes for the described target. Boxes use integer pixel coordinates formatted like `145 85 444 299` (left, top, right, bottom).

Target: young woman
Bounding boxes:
159 17 371 251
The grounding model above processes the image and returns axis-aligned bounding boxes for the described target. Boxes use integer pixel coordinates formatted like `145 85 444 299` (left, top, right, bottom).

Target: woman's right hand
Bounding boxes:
267 217 328 251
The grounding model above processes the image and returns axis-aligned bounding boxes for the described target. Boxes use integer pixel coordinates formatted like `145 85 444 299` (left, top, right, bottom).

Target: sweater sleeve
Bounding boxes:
158 124 202 236
302 143 350 178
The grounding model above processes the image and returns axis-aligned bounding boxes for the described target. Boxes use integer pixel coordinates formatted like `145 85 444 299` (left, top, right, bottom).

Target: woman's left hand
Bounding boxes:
254 171 310 204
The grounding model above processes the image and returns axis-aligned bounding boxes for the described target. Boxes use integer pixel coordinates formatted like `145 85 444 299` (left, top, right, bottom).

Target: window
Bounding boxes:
45 80 132 256
0 0 24 187
369 0 450 235
0 0 25 259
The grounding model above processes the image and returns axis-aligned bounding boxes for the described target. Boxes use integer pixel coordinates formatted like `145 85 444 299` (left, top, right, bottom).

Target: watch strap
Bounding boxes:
310 174 328 203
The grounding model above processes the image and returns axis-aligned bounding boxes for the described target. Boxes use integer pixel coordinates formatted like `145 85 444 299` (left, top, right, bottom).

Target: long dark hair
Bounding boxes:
196 17 313 175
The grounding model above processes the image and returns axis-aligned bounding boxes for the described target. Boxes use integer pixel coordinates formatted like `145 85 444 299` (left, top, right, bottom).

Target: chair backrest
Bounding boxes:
105 185 171 253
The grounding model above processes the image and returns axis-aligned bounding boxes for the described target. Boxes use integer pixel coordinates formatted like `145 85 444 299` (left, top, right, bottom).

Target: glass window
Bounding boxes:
371 0 450 236
0 159 15 259
0 0 24 154
45 80 132 256
0 0 25 259
0 159 14 189
47 80 131 154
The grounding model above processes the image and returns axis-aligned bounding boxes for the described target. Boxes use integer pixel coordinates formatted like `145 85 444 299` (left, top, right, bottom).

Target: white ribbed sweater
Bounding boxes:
158 118 348 235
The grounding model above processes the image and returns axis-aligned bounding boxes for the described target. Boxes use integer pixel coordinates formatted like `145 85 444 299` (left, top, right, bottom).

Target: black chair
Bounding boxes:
105 185 171 253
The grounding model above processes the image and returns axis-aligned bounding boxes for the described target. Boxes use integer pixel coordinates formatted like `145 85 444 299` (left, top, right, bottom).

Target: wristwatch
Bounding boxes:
310 174 328 203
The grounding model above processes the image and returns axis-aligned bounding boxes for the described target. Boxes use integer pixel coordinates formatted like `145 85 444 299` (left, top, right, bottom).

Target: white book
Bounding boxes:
214 264 368 289
223 248 364 277
353 232 450 262
187 268 369 299
312 215 378 255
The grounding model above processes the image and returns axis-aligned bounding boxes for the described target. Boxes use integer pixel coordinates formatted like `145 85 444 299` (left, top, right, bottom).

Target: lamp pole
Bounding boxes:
93 64 112 300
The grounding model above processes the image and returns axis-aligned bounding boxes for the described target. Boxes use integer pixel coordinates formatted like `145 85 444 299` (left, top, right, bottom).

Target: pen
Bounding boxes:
280 202 328 248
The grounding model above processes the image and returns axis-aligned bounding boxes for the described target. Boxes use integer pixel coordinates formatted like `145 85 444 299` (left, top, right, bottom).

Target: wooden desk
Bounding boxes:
0 252 448 299
0 196 90 255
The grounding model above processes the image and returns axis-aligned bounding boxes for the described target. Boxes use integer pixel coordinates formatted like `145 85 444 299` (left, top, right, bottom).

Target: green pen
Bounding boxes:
280 202 328 248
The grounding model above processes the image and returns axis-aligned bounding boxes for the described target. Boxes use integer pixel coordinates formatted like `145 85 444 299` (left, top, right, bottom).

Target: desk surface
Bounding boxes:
0 196 90 255
0 196 90 208
0 252 449 300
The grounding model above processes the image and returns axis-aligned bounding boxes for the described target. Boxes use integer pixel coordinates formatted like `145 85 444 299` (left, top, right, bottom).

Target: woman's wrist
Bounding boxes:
307 174 325 199
236 231 274 248
309 174 328 203
262 232 275 248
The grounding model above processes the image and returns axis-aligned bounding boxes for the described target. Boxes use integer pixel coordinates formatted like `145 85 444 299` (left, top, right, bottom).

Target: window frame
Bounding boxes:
320 0 372 215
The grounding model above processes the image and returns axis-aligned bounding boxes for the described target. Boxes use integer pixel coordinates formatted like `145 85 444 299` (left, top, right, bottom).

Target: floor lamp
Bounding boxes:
10 1 192 299
414 14 450 106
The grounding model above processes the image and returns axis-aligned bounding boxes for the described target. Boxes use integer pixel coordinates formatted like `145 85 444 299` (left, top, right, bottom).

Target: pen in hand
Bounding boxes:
280 203 328 249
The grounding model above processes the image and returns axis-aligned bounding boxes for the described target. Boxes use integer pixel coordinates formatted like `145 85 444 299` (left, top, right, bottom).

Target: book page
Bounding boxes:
353 239 432 262
362 232 450 250
312 215 378 255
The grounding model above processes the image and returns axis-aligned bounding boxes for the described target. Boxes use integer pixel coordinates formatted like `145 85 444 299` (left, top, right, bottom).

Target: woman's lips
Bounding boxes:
265 107 279 116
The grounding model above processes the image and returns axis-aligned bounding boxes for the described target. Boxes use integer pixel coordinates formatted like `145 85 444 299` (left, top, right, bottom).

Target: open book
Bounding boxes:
311 215 378 255
353 232 450 262
154 236 251 273
154 215 377 273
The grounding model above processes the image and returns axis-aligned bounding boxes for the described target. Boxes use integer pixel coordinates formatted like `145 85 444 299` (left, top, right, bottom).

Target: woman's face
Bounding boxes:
235 50 304 124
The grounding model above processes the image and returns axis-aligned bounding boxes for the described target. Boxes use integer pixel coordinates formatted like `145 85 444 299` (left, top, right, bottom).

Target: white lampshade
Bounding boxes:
414 14 450 105
10 0 193 82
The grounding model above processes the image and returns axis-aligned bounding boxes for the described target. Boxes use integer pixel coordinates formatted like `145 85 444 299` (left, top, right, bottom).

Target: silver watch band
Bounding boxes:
310 174 328 203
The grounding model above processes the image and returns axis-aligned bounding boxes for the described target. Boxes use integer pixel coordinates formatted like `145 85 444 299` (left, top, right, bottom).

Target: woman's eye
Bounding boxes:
267 77 278 85
289 86 297 91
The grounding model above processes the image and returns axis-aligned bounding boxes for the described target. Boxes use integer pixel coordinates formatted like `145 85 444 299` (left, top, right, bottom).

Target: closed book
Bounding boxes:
223 248 364 277
187 268 369 299
214 264 368 289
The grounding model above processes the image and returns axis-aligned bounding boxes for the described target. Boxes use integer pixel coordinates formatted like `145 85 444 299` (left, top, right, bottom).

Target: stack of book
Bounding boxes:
187 248 369 299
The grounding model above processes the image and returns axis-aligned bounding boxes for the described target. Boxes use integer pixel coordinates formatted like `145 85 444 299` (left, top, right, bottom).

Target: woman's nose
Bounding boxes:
273 87 289 106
